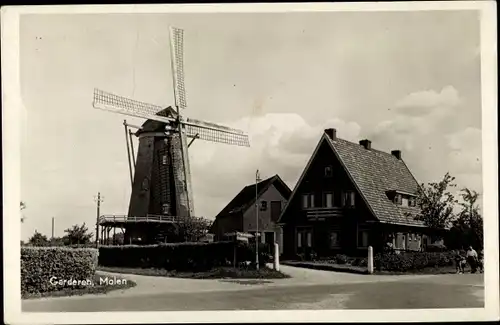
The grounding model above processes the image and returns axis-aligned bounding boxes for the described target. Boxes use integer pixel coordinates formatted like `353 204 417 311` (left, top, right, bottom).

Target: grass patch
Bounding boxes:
97 266 290 280
22 272 136 300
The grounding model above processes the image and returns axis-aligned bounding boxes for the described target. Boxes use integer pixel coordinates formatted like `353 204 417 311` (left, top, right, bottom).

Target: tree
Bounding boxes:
414 172 458 230
448 188 483 250
172 217 213 242
63 223 93 245
28 231 49 246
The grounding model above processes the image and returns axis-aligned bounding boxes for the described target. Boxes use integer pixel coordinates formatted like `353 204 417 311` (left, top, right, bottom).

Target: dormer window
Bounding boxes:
324 166 333 178
390 191 417 207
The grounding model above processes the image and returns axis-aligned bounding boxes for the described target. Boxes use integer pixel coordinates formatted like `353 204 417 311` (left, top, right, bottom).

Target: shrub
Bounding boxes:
374 251 455 272
426 243 448 252
352 257 368 267
98 241 269 271
334 254 348 265
21 247 98 295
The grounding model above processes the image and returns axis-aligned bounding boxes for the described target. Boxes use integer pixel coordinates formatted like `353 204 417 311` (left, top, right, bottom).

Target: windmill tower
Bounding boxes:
93 27 250 235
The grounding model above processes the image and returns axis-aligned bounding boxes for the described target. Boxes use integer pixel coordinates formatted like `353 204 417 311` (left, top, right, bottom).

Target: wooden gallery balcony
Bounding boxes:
305 207 345 221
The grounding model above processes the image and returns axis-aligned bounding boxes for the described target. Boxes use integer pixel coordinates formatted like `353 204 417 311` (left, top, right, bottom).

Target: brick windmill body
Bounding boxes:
93 27 250 244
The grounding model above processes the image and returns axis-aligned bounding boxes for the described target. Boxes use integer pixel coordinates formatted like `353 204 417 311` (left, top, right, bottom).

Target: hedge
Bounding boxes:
98 241 270 271
374 251 454 272
21 247 99 295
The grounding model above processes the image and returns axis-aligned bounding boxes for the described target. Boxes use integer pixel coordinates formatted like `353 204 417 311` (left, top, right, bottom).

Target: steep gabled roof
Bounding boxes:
328 137 424 226
214 174 292 219
279 132 425 227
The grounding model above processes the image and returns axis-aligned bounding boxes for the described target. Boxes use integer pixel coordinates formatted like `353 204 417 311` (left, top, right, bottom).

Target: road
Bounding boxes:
22 265 484 311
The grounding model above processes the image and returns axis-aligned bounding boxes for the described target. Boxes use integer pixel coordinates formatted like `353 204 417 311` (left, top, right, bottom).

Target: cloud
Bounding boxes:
370 86 482 210
189 113 361 218
394 86 461 117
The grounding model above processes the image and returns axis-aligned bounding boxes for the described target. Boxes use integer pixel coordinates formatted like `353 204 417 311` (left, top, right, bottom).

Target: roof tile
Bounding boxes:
329 137 424 227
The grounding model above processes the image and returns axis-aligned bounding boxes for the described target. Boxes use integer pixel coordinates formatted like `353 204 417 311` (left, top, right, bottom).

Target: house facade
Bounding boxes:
211 175 292 253
278 128 435 259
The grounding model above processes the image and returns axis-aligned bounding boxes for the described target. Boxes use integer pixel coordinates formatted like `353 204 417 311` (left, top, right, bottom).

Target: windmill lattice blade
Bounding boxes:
170 27 187 110
93 88 175 124
186 124 250 147
186 117 245 135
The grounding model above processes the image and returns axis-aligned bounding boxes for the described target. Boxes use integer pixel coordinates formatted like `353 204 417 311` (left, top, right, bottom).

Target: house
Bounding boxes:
211 174 292 253
278 128 437 259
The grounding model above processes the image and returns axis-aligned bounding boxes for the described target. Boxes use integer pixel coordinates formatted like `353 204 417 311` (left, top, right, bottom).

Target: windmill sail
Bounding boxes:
93 88 176 124
169 27 187 111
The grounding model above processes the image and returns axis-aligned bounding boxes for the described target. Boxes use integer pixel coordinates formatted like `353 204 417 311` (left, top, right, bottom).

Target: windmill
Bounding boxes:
93 27 250 241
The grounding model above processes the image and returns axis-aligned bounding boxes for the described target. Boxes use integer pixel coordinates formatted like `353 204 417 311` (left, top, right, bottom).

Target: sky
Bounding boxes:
19 10 482 240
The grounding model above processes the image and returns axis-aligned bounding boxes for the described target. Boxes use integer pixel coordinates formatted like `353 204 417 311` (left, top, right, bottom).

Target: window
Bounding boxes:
358 230 369 247
162 155 168 165
260 201 267 211
409 233 412 241
409 197 416 207
297 232 302 248
307 233 312 247
162 203 170 214
324 166 333 177
343 191 355 207
394 194 402 205
401 197 409 207
329 231 340 248
302 194 315 209
323 192 334 208
270 201 281 221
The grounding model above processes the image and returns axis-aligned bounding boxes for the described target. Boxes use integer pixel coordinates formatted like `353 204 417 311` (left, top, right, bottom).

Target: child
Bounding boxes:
454 250 467 274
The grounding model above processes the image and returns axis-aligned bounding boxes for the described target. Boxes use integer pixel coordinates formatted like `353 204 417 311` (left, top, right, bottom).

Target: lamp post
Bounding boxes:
255 169 261 270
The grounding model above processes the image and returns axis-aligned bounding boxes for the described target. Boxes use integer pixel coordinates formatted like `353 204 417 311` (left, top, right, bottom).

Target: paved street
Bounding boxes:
22 265 484 312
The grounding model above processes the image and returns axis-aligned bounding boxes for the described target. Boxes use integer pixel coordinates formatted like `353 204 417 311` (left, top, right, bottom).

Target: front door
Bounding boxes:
296 227 313 254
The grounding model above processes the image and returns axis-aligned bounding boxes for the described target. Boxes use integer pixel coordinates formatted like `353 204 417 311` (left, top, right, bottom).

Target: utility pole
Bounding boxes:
51 217 55 240
94 192 104 248
255 170 261 270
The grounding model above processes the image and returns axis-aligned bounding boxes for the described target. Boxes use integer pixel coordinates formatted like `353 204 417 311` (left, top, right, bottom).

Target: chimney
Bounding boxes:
359 139 371 150
391 150 402 160
324 128 337 141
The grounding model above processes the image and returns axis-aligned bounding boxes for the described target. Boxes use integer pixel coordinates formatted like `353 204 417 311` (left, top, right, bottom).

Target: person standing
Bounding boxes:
466 246 478 273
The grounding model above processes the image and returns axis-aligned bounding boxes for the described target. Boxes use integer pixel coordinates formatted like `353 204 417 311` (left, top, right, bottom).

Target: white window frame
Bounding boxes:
306 232 312 247
302 194 308 209
343 191 356 207
324 192 334 208
297 232 302 248
401 197 409 207
302 193 315 209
